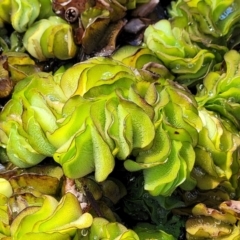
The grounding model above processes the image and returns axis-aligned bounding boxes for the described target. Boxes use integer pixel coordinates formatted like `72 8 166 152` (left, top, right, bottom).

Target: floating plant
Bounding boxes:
1 0 240 239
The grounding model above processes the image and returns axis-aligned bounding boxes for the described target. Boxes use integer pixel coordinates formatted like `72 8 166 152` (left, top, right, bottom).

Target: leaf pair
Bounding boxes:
23 16 77 61
144 19 215 85
11 193 93 240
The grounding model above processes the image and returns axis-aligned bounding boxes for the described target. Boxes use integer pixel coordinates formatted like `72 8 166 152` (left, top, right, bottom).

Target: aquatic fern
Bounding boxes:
169 0 240 41
0 178 13 198
23 16 77 61
193 50 240 197
192 108 240 195
0 178 92 240
143 19 215 85
0 0 54 31
76 217 140 239
11 193 93 240
196 50 240 130
0 70 67 167
186 201 240 239
0 57 202 196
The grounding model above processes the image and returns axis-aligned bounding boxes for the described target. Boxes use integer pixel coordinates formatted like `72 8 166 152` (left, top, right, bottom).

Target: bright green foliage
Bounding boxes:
144 0 240 86
192 108 240 195
76 217 140 239
59 57 139 99
112 45 162 69
10 193 93 240
0 169 141 240
193 50 240 197
168 0 240 46
0 178 12 198
0 1 77 61
23 16 77 61
0 172 75 239
0 0 54 31
0 71 67 167
2 0 240 238
48 64 201 193
0 193 11 238
0 0 11 27
0 57 202 195
144 19 215 85
196 50 240 130
124 78 202 195
112 45 175 80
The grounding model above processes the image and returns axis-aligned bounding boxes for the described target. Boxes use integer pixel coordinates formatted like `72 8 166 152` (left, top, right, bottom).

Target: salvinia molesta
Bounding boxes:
186 201 240 239
0 0 55 31
23 16 77 61
0 56 204 196
194 50 240 196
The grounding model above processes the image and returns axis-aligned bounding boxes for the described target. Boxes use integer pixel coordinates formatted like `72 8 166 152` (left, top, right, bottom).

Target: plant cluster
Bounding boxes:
1 0 240 239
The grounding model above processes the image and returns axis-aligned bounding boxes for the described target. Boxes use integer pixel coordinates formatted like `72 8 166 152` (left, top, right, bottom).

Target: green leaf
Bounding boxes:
143 140 181 196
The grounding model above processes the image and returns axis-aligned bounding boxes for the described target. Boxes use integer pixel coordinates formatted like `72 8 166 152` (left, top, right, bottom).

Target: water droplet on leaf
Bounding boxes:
175 64 180 70
188 63 194 68
81 229 89 236
228 97 235 102
198 84 204 91
101 72 114 79
208 90 214 97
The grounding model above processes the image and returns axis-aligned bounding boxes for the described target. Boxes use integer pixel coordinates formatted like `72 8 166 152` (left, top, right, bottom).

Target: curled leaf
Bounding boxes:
0 55 13 98
185 200 240 239
23 16 77 61
196 50 240 130
11 193 93 239
85 217 139 240
0 57 201 196
144 19 215 85
0 178 12 198
10 0 41 32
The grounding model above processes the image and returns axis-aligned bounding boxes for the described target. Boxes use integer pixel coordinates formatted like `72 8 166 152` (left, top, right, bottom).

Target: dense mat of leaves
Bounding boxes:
1 0 240 239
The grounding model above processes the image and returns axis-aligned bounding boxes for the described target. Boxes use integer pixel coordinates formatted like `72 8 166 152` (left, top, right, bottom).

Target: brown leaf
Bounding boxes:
0 55 13 98
9 173 61 196
82 17 111 54
95 19 127 57
220 200 240 219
